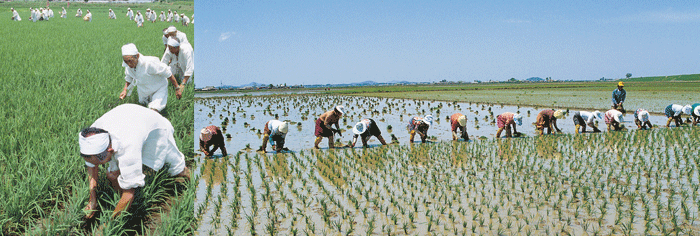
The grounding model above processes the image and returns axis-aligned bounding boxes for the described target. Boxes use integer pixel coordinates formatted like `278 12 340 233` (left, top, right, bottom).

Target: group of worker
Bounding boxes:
76 26 194 219
11 7 192 26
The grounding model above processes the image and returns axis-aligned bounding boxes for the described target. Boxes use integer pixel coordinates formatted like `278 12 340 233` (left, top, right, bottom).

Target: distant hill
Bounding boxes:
525 77 544 82
623 74 700 82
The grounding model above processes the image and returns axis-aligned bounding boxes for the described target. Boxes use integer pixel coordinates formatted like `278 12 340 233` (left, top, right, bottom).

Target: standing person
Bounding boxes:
257 120 289 153
351 118 387 147
11 8 21 21
692 103 700 126
495 112 523 138
161 37 194 85
162 26 190 51
634 108 652 129
664 104 692 127
79 104 190 219
535 109 564 135
612 82 626 113
181 14 190 26
450 113 469 141
572 110 602 133
604 109 624 131
199 125 227 156
135 11 143 27
408 115 433 143
75 8 82 17
119 43 183 112
108 9 116 19
126 8 133 21
314 106 345 149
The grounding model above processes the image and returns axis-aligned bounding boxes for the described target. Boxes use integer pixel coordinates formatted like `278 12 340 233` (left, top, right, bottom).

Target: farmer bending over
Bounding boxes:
634 108 652 129
450 113 469 141
408 115 433 143
664 104 692 127
496 112 522 138
200 125 227 156
604 109 624 131
691 103 700 126
572 110 602 133
535 109 564 135
257 120 289 152
351 118 387 147
79 104 190 219
119 43 183 112
314 106 344 149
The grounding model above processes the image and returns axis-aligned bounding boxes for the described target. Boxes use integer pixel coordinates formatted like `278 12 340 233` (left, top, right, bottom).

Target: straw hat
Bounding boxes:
278 122 288 134
513 114 523 126
352 121 368 135
553 110 564 119
457 115 467 126
200 128 212 142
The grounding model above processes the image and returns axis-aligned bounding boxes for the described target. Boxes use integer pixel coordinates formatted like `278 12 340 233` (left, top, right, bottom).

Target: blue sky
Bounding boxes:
195 0 700 87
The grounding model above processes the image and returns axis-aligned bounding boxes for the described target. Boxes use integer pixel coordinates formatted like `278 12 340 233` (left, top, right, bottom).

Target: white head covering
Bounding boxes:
167 37 180 47
423 115 434 127
513 114 523 126
334 105 345 115
121 43 138 56
279 122 288 134
613 112 623 123
352 121 368 135
682 105 692 115
593 110 603 120
639 110 649 123
78 132 110 155
200 128 212 142
694 106 700 117
166 26 177 33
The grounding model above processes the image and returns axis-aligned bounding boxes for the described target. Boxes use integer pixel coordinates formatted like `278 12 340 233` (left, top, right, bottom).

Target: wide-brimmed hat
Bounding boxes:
593 110 603 120
613 112 623 123
553 110 565 119
200 128 212 142
638 110 649 123
423 115 434 127
682 105 692 115
278 122 288 134
334 105 345 115
457 115 467 126
694 106 700 117
513 114 523 126
352 121 368 135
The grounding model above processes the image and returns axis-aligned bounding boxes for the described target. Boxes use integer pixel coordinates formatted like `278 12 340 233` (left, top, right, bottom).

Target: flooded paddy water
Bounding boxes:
194 94 700 235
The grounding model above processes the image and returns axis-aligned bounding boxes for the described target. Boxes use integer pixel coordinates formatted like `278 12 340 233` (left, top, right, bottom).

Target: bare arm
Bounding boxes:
119 81 131 99
112 188 135 218
84 165 99 218
167 75 182 99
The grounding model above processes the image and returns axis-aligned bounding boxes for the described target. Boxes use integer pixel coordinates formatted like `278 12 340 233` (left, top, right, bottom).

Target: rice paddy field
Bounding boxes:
193 82 700 235
0 1 195 235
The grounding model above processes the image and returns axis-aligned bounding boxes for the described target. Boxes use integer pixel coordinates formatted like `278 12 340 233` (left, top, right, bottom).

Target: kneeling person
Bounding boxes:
351 118 387 147
258 120 289 152
79 104 190 219
199 125 227 156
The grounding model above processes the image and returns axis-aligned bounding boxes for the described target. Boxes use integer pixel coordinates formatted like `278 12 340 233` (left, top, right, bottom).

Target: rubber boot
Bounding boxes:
314 136 322 149
666 117 673 127
409 130 416 143
496 127 504 138
575 125 581 134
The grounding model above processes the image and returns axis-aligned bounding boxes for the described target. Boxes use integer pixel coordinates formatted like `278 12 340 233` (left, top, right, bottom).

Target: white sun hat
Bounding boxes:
423 115 434 127
694 106 700 117
352 121 368 135
682 105 692 115
278 122 288 134
593 110 603 120
613 112 623 123
457 115 467 126
334 105 345 115
513 114 523 126
639 110 649 123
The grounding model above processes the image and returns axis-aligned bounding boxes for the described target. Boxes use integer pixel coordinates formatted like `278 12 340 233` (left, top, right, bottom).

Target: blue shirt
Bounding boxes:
612 88 626 105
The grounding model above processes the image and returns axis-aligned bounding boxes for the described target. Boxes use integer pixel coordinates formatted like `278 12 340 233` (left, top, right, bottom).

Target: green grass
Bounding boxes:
0 2 194 235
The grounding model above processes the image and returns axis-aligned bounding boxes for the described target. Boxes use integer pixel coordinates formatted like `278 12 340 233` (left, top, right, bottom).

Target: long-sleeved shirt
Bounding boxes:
181 15 190 25
612 88 626 105
85 104 185 190
604 109 623 124
109 11 116 19
135 14 143 25
161 43 194 77
123 54 173 98
126 10 133 20
12 10 21 21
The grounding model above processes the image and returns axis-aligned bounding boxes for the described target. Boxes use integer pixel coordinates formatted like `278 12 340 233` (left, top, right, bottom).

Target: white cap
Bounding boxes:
513 114 523 126
335 105 345 115
279 122 288 134
682 105 692 115
423 115 434 127
166 26 177 33
121 43 138 56
78 132 109 155
352 122 368 135
167 37 180 47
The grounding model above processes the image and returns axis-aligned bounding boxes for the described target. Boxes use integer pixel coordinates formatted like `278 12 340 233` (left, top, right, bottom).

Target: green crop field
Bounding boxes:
0 1 195 235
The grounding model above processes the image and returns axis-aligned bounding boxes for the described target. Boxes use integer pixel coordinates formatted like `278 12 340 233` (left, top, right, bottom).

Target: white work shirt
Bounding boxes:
161 43 194 77
84 104 184 189
85 12 92 20
181 15 190 25
109 11 116 19
161 31 190 46
126 10 133 19
159 13 165 21
12 10 21 21
167 12 172 22
267 120 287 138
149 12 156 22
579 111 597 125
61 9 66 18
123 54 172 98
135 14 143 25
670 104 684 117
174 13 180 22
48 9 53 18
76 9 82 16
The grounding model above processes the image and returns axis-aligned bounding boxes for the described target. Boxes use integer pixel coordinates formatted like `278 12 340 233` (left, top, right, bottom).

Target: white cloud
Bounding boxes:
219 31 235 42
